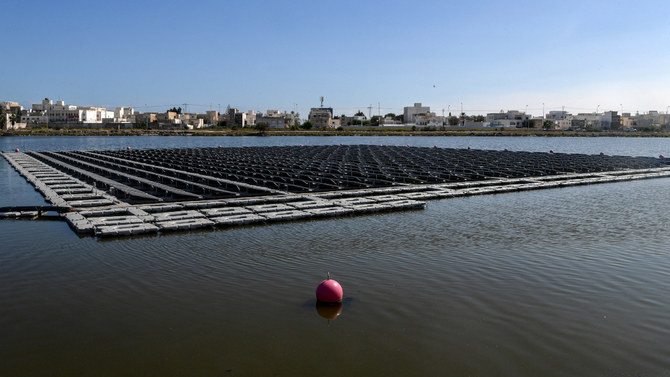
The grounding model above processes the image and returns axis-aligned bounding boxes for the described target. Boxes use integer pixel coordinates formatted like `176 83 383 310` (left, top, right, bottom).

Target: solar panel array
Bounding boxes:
25 145 664 204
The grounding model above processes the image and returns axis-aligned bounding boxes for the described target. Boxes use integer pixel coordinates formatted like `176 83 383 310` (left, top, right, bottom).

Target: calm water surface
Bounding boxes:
1 136 670 376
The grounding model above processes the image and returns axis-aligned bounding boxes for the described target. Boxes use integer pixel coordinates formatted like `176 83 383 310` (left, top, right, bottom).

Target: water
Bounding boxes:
2 136 670 376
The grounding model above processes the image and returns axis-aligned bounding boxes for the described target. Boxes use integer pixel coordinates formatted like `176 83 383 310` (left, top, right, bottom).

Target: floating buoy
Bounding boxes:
660 154 665 158
504 148 508 151
15 148 19 152
127 146 131 150
600 152 605 156
434 145 438 148
467 146 471 150
549 149 554 154
316 273 343 304
218 145 222 148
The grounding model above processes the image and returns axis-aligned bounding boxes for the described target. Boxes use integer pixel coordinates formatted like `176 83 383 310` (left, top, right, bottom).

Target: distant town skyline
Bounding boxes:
3 0 669 118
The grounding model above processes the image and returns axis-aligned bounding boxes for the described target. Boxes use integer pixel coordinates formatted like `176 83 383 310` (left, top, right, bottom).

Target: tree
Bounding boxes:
354 110 365 117
384 113 396 119
167 107 182 114
255 122 269 133
448 116 459 126
9 113 20 126
301 121 313 130
0 107 5 129
543 120 555 130
370 115 381 126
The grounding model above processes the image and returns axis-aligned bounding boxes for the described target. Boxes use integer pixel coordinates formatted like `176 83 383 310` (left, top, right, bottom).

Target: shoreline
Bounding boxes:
2 128 669 138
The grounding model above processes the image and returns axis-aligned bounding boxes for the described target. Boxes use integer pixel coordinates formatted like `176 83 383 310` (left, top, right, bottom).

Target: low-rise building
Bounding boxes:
403 103 431 124
256 110 298 129
309 107 333 128
485 110 529 128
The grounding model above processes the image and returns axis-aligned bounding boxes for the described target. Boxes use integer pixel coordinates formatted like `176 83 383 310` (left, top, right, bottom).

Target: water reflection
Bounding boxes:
315 302 343 322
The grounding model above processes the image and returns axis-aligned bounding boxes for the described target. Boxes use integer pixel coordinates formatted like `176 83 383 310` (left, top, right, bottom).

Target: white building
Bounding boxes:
403 103 431 124
485 110 529 128
415 115 444 127
30 98 114 124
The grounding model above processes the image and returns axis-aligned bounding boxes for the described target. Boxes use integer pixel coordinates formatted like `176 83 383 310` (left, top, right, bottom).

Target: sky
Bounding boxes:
3 0 670 117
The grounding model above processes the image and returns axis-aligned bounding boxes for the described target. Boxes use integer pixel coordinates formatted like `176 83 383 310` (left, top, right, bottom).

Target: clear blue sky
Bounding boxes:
3 0 669 117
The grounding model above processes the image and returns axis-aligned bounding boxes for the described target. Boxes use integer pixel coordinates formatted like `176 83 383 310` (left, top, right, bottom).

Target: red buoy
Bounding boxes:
549 149 554 154
504 148 508 151
316 273 343 304
660 154 665 158
127 146 131 150
15 148 19 152
218 145 222 148
467 146 471 150
600 152 605 156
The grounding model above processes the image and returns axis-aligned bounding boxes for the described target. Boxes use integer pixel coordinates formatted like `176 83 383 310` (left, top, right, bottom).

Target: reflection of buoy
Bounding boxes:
15 148 19 152
316 273 343 304
316 301 343 321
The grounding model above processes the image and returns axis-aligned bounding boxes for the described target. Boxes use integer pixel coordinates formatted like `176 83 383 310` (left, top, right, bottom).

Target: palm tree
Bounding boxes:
9 113 20 127
0 107 6 129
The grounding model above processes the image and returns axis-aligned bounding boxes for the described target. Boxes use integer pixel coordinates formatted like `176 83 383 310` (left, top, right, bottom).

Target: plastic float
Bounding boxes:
316 272 343 304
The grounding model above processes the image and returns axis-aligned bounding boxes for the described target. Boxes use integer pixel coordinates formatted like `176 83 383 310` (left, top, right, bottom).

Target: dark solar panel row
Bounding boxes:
26 145 664 204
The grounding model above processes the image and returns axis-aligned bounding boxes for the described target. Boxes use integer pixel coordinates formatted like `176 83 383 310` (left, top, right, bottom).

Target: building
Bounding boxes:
246 110 256 127
135 113 157 125
403 103 431 124
205 111 219 125
485 110 529 128
415 115 443 127
308 107 333 129
570 111 621 130
547 111 570 120
28 98 113 125
256 110 299 129
601 111 622 130
111 107 135 123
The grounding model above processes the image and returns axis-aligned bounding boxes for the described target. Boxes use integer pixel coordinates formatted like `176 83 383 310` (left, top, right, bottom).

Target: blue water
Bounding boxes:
1 136 670 376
